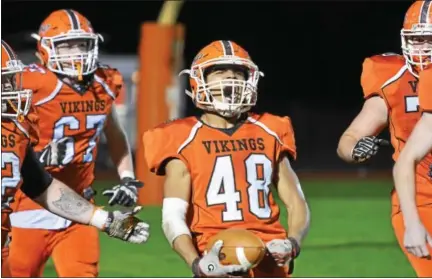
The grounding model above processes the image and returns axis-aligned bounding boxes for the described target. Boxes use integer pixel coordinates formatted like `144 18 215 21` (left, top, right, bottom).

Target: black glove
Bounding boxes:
351 136 390 162
37 137 72 167
102 177 143 207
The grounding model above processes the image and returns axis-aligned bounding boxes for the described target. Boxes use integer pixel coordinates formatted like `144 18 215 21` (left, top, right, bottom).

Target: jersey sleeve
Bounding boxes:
142 124 189 176
419 67 432 113
96 65 124 100
360 55 405 100
277 116 297 161
22 65 58 105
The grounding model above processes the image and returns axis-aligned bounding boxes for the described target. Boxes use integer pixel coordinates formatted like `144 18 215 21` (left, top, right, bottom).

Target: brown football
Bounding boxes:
205 228 266 269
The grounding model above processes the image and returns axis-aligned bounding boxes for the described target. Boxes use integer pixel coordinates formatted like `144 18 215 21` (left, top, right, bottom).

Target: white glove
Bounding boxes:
266 238 301 267
104 206 150 244
38 137 73 167
404 221 432 259
192 240 248 277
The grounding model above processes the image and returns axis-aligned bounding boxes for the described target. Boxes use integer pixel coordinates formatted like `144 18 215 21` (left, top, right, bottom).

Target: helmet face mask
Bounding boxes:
193 61 259 117
181 41 264 118
41 32 99 78
1 42 32 121
401 1 432 76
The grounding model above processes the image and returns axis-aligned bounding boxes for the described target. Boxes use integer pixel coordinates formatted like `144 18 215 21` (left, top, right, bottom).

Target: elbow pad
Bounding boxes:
162 197 191 247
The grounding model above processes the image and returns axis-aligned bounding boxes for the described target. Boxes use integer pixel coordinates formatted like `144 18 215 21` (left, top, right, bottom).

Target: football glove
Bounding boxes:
104 206 149 244
192 240 248 277
102 177 143 207
37 137 72 167
266 238 301 267
351 136 389 162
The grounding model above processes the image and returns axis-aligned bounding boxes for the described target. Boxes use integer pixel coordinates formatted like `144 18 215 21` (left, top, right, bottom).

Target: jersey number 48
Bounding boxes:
206 154 273 222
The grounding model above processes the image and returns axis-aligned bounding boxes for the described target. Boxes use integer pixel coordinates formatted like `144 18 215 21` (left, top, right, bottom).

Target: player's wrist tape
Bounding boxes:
162 197 191 246
287 237 301 258
191 257 202 277
120 170 135 180
89 208 109 230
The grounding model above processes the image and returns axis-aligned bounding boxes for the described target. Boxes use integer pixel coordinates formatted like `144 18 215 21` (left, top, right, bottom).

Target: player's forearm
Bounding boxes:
392 116 432 225
337 132 359 163
114 150 135 179
33 179 96 224
393 159 420 225
105 106 135 178
286 197 310 244
173 235 200 267
106 127 135 178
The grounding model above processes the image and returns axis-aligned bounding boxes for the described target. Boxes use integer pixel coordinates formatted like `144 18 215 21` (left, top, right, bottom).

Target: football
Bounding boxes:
205 228 266 269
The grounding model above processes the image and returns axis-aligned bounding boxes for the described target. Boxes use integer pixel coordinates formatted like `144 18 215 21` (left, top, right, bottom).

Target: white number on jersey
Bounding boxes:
1 152 21 207
52 114 107 164
405 96 419 113
206 154 273 222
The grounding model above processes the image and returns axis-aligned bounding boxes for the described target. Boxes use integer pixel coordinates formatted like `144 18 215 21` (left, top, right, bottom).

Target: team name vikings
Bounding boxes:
201 138 265 154
1 134 16 148
60 100 106 114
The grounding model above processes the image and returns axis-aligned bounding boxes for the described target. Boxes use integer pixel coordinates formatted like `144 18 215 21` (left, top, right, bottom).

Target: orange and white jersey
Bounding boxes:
143 113 296 253
1 113 38 247
419 66 432 113
361 53 432 205
10 64 121 230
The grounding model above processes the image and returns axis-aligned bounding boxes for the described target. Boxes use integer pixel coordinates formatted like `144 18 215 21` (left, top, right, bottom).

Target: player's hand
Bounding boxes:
104 206 150 244
351 136 389 162
102 177 143 207
404 221 432 259
266 237 301 267
38 137 72 167
193 240 248 277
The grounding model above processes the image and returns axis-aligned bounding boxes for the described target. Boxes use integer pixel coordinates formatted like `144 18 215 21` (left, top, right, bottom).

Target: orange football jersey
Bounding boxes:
143 113 296 252
419 66 432 113
1 114 38 247
12 64 121 213
361 54 432 204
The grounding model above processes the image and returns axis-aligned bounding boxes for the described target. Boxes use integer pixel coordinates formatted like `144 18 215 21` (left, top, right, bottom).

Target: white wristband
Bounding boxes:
120 170 135 179
89 208 109 230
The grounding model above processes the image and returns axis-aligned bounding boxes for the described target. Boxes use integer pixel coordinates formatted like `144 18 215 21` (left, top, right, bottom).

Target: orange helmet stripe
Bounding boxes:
420 0 432 24
220 40 233 55
2 40 17 61
63 9 80 29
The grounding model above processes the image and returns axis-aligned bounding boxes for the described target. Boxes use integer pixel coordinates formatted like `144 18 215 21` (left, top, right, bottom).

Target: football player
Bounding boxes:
5 10 144 277
337 1 432 276
1 40 149 276
393 65 432 261
143 40 310 277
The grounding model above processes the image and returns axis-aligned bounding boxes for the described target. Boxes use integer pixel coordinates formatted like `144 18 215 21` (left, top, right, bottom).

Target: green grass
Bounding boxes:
42 179 415 277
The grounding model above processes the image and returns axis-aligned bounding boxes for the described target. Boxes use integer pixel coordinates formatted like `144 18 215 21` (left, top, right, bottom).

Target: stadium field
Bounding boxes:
42 178 414 277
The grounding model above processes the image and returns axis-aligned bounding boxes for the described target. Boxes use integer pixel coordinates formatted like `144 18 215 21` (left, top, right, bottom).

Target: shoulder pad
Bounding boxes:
249 113 297 160
361 54 406 99
143 117 197 175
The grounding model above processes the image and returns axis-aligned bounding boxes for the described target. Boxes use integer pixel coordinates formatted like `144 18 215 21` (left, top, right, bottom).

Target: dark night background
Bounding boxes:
2 1 412 173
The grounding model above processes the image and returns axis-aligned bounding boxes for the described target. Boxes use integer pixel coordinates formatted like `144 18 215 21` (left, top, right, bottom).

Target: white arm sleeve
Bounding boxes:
162 197 191 247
